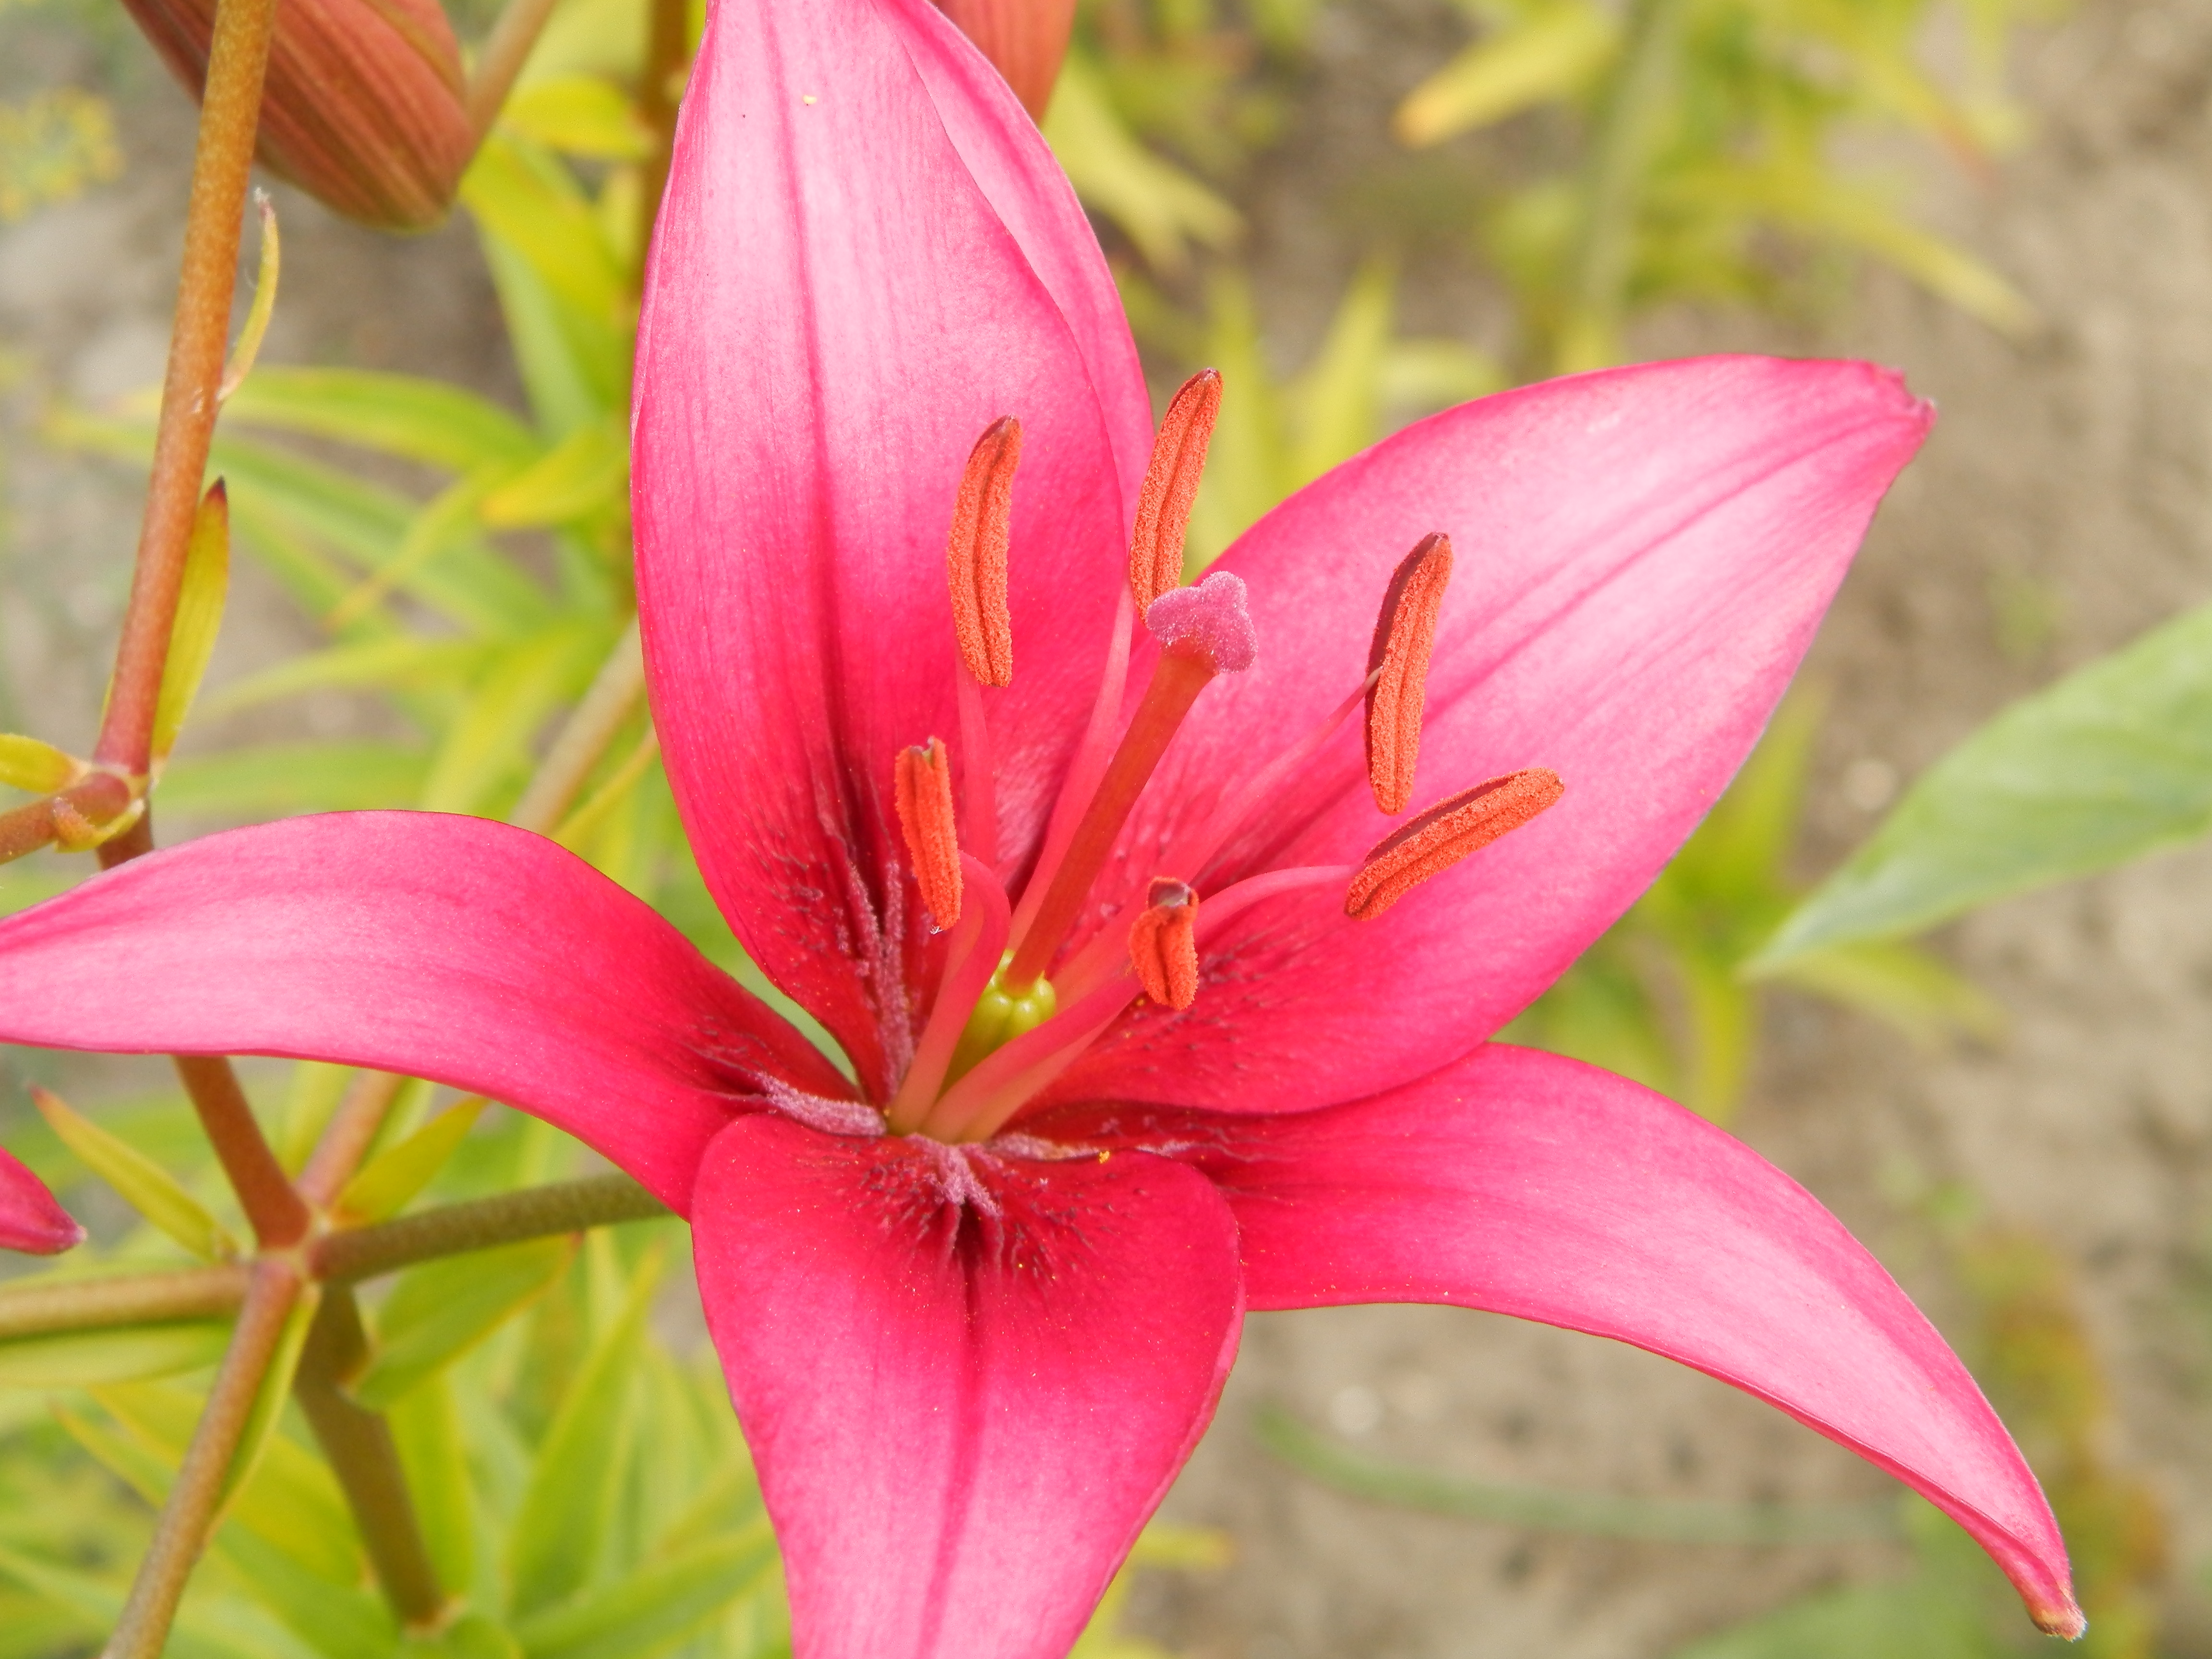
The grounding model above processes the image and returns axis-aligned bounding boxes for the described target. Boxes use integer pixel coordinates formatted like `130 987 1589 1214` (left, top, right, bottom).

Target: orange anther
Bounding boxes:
894 738 963 926
1346 769 1563 920
946 418 1021 687
1129 370 1221 612
1128 878 1199 1010
1365 533 1453 815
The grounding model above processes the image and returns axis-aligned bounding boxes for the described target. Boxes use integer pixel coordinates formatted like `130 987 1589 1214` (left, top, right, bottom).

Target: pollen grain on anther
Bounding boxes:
1346 767 1563 920
1129 878 1199 1010
946 417 1021 687
894 738 963 926
1365 532 1453 815
1129 369 1221 613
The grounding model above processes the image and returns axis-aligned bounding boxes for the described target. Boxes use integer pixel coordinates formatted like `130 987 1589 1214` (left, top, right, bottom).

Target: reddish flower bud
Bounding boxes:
931 0 1077 121
122 0 474 231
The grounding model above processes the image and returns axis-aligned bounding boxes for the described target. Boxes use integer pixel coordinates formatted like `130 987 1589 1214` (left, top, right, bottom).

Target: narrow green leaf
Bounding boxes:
407 1612 521 1659
336 1097 487 1223
0 734 77 794
389 1372 477 1596
89 1379 361 1582
203 637 493 718
480 421 626 528
1394 3 1615 144
215 196 279 403
1765 940 2006 1048
513 1527 777 1659
1758 599 2212 964
159 743 430 818
32 1087 239 1260
0 1322 230 1387
1286 258 1395 488
505 1247 663 1618
503 75 653 160
216 1528 397 1659
151 479 232 760
418 624 611 813
214 366 541 472
354 1237 575 1409
219 1282 320 1516
1042 49 1240 275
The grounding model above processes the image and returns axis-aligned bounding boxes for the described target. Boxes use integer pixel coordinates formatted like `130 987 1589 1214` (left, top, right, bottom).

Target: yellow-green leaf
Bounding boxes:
150 480 231 762
480 421 627 528
0 1323 230 1387
354 1237 576 1409
1395 3 1615 144
334 1097 486 1224
504 75 653 160
216 1281 318 1519
32 1087 239 1261
1043 50 1239 275
0 734 78 795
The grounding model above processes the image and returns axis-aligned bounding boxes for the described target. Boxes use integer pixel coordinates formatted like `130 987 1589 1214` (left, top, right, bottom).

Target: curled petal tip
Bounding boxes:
0 1145 83 1256
2032 1599 2087 1641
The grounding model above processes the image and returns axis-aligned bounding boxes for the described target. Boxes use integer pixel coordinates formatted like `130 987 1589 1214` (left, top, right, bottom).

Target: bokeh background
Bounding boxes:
2 0 2210 1652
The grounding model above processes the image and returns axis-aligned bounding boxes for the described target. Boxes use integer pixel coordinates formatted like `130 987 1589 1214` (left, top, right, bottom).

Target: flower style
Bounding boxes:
0 0 2080 1650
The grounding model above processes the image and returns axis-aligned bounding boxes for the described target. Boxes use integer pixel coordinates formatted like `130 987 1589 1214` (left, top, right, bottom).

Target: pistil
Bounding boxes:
1001 571 1257 991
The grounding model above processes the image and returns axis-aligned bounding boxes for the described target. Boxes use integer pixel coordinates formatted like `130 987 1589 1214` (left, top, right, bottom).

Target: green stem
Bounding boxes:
465 0 564 141
310 1174 670 1283
0 1264 247 1341
104 1261 302 1659
1552 0 1688 373
293 1288 448 1628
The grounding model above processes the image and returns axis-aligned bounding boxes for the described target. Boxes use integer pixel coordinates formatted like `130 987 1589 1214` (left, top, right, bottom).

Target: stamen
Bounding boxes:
1127 878 1199 1010
946 417 1020 688
1129 369 1221 612
1055 861 1358 1006
893 739 962 926
1365 533 1453 815
1346 769 1564 920
923 973 1142 1144
1002 572 1257 990
885 854 1010 1134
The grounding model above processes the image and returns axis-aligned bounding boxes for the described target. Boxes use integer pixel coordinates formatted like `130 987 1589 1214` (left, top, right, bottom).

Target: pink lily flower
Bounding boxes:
0 0 2078 1649
0 1146 83 1255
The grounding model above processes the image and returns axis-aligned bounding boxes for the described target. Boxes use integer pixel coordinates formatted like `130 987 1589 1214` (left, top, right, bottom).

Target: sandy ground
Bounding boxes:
4 0 2212 1654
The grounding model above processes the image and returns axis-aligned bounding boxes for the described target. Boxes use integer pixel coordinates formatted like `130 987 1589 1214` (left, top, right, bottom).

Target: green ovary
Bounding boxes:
946 955 1057 1083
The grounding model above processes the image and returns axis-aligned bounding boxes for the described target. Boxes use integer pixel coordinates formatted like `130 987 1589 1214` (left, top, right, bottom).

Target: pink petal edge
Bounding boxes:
0 814 847 1212
0 1144 83 1255
1061 357 1932 1118
1097 1043 2080 1638
691 1113 1244 1659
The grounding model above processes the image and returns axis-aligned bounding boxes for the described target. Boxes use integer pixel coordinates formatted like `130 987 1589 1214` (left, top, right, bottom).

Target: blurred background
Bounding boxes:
1 0 2209 1651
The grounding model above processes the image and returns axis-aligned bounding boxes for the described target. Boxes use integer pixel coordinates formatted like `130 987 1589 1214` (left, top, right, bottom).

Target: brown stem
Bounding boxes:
0 771 136 867
465 0 564 141
293 1288 448 1627
296 1070 409 1209
310 1174 668 1282
634 0 689 273
93 0 278 776
0 1264 247 1340
103 1260 301 1659
508 618 645 834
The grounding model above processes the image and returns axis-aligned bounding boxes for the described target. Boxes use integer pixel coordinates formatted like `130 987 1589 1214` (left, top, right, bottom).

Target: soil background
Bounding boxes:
4 0 2212 1654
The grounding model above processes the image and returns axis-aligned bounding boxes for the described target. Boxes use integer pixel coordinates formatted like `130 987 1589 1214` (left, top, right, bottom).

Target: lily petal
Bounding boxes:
0 1147 83 1255
1052 1044 2080 1637
1068 357 1930 1115
0 814 846 1210
635 0 1131 1098
691 1114 1243 1659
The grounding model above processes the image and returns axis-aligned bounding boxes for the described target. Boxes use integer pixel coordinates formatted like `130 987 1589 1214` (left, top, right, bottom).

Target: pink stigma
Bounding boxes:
1146 571 1257 673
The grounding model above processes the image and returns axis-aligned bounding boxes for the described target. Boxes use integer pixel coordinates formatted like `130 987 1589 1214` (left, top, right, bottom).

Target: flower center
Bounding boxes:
877 373 1563 1145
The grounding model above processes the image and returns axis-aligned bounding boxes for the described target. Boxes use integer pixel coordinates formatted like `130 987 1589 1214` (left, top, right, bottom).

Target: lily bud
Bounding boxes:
931 0 1076 121
121 0 474 231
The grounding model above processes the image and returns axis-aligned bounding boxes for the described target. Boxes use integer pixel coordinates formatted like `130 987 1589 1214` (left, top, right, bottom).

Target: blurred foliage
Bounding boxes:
0 87 119 221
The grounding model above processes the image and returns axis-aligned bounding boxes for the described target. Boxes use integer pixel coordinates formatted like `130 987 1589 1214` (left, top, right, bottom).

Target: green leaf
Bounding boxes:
1670 1575 1998 1659
336 1097 487 1223
204 637 494 718
1394 3 1616 144
389 1372 477 1596
1286 257 1395 488
503 75 654 160
151 480 232 761
158 743 430 817
480 421 627 529
0 1322 231 1387
418 624 611 813
505 1246 663 1617
514 1527 776 1659
32 1087 239 1260
1758 599 2212 964
216 1528 397 1659
354 1237 576 1410
219 1284 321 1519
407 1613 520 1659
1764 940 2005 1049
217 366 542 473
1042 49 1239 275
0 734 76 794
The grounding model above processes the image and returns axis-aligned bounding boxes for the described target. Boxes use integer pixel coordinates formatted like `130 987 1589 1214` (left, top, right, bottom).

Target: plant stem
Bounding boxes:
293 1288 448 1627
634 0 690 272
0 771 134 866
93 0 278 777
0 1264 247 1340
508 617 645 833
1552 0 1688 374
311 1174 668 1282
103 1260 301 1659
296 1070 409 1209
465 0 563 140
